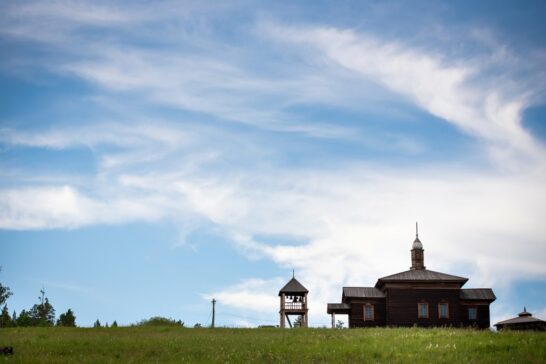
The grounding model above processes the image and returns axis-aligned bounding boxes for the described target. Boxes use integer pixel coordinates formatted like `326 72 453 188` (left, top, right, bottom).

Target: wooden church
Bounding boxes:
327 225 496 328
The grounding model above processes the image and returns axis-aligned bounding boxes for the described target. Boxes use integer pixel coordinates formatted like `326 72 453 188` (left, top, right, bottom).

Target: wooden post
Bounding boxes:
304 293 308 328
211 298 216 328
331 313 335 328
280 293 285 328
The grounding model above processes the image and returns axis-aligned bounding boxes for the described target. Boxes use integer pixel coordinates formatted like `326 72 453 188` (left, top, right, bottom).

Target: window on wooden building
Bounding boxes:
468 307 477 320
363 304 374 321
438 303 449 319
418 303 429 318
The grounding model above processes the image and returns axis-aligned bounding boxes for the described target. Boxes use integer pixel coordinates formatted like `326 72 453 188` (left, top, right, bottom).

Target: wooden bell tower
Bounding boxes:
279 271 309 328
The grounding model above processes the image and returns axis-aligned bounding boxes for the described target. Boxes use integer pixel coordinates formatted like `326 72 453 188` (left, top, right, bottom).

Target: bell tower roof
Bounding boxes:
278 272 308 296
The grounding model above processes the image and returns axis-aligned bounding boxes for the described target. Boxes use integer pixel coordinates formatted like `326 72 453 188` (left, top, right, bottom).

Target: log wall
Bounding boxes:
385 288 461 327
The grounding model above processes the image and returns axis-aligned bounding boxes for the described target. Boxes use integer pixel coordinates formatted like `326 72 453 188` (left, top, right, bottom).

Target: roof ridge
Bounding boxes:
278 277 308 295
379 269 468 280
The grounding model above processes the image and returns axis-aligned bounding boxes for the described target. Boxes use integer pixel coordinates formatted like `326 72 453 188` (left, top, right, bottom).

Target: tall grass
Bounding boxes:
1 326 545 363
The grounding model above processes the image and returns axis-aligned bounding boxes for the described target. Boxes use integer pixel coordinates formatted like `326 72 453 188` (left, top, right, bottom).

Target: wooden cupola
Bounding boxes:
410 222 425 270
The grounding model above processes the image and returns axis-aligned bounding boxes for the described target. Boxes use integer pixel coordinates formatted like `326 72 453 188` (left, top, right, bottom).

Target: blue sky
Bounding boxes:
1 0 545 327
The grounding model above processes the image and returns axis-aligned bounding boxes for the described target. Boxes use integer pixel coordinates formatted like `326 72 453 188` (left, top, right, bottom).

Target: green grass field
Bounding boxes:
1 327 545 363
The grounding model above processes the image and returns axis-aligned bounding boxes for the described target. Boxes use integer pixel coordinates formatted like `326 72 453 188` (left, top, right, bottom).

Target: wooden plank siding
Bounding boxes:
460 301 491 329
347 298 387 328
385 288 461 327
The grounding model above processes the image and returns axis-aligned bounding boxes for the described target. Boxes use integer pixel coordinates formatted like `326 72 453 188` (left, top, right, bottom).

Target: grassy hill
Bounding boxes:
1 327 545 363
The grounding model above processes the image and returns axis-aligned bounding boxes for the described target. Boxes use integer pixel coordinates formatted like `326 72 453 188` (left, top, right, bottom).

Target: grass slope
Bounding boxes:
1 327 545 363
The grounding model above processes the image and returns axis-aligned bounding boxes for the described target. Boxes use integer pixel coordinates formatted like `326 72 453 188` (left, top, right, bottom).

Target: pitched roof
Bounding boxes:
326 303 350 314
342 287 385 298
460 288 496 301
495 315 545 326
278 277 308 296
376 269 468 288
495 307 545 327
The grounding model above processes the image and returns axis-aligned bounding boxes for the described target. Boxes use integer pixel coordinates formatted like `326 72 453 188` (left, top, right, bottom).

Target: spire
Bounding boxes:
410 222 425 270
412 222 423 249
292 269 295 279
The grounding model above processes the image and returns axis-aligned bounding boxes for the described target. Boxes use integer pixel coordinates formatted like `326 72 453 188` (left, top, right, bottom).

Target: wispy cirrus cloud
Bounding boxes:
0 2 417 143
0 122 189 150
259 22 546 166
1 1 546 327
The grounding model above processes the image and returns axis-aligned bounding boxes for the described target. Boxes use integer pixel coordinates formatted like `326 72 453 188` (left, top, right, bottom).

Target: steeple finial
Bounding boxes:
519 306 532 317
416 222 419 238
292 269 295 279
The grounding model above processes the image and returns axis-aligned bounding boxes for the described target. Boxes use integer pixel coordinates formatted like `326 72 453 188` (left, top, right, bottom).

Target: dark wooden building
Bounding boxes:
279 274 309 328
327 226 496 328
495 308 546 331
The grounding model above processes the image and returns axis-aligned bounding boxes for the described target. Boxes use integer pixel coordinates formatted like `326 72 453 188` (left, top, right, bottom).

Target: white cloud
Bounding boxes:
10 1 136 26
57 47 366 140
3 158 544 286
1 3 545 326
1 122 545 323
0 122 189 150
260 23 546 167
0 185 96 229
204 278 281 314
0 185 168 229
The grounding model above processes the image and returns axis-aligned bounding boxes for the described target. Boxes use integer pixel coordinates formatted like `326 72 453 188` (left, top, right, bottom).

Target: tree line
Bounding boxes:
0 268 119 328
1 270 185 329
0 281 77 328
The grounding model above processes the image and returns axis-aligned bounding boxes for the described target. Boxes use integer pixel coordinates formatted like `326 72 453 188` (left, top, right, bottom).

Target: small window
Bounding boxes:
468 307 477 320
364 304 374 321
418 303 429 318
438 303 449 319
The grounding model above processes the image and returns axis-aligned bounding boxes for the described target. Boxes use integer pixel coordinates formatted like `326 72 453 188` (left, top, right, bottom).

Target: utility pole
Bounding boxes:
39 287 45 307
211 298 216 328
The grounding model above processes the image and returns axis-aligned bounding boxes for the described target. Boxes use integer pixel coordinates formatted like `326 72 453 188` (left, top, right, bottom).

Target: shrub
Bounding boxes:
136 316 184 327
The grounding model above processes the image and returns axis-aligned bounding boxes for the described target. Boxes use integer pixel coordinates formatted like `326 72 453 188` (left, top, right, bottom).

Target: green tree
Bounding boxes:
111 320 118 327
56 308 76 327
12 310 17 326
94 319 101 328
0 305 14 327
293 315 303 328
29 289 55 326
16 309 33 327
0 267 12 306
